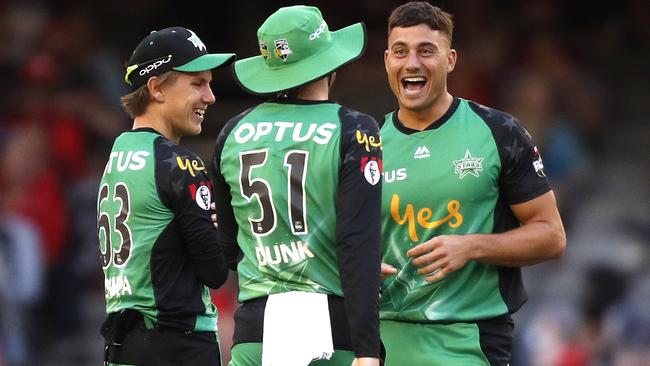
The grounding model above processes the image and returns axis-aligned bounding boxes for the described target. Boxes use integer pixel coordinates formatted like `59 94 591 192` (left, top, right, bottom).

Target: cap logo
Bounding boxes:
260 41 269 60
274 39 292 61
138 55 172 76
309 21 327 40
186 29 206 51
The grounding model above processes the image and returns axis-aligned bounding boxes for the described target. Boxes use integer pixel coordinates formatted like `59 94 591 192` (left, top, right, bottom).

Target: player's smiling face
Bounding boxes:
385 24 456 113
163 70 215 140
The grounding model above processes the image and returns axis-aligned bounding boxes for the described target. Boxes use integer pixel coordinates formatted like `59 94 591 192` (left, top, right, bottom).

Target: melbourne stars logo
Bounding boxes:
186 30 206 51
453 149 484 179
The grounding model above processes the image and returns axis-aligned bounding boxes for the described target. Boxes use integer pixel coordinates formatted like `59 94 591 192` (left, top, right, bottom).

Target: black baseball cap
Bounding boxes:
124 27 235 89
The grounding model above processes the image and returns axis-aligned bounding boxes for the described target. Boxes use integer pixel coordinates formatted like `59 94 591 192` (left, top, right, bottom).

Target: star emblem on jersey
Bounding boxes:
414 146 430 159
453 149 484 179
504 139 524 164
186 30 206 51
501 115 518 132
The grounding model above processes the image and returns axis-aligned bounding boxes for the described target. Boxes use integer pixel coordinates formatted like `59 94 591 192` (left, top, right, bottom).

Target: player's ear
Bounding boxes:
148 76 165 102
384 50 389 72
447 48 457 73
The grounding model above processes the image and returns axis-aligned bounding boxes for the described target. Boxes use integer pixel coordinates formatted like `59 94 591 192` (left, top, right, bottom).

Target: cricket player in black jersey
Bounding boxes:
98 27 235 365
210 6 382 366
378 3 567 365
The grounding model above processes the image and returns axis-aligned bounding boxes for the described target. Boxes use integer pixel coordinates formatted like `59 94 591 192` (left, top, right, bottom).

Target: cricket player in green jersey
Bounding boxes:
98 27 235 365
378 3 567 365
210 6 382 366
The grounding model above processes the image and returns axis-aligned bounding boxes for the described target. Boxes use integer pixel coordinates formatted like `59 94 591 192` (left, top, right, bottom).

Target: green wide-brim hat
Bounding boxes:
233 6 366 95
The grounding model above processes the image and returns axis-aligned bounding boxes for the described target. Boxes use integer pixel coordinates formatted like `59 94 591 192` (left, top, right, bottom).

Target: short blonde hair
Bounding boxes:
120 71 180 118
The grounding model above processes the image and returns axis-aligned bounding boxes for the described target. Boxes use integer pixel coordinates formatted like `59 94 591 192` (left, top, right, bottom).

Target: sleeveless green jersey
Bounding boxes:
379 98 550 322
98 129 226 331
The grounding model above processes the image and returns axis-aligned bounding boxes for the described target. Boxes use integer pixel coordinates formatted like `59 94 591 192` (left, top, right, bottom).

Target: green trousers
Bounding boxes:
229 342 356 366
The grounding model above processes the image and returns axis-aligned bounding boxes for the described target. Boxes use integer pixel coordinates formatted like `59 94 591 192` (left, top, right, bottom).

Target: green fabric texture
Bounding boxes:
233 5 366 94
99 130 217 331
219 102 344 302
99 131 163 322
379 99 509 322
381 320 490 365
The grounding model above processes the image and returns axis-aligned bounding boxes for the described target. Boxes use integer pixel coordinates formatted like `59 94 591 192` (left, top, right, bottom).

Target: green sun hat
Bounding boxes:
233 5 367 95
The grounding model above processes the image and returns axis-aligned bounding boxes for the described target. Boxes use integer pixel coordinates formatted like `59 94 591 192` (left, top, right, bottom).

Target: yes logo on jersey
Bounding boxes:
390 194 463 242
177 156 207 177
360 156 382 186
453 149 484 179
356 130 382 152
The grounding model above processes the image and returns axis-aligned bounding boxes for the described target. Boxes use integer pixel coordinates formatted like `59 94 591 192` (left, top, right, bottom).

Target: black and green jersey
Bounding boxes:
379 98 550 323
98 128 227 332
211 98 382 357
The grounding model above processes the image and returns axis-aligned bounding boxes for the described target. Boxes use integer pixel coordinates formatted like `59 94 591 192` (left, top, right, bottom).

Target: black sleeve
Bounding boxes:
335 107 382 358
154 137 228 289
209 110 251 271
497 119 551 204
469 101 551 204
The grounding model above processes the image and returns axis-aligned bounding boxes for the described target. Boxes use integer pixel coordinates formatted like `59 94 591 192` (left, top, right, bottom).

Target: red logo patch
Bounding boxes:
360 156 383 173
188 181 213 199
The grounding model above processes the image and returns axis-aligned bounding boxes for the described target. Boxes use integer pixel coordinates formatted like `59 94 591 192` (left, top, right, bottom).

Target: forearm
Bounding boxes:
470 217 565 267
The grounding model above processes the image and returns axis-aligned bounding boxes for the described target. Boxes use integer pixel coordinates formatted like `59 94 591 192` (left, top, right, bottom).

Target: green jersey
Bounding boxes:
98 128 227 331
379 98 550 322
211 98 383 357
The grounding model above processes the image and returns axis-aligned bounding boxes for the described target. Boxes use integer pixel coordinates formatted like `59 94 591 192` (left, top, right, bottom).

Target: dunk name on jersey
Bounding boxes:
255 240 315 266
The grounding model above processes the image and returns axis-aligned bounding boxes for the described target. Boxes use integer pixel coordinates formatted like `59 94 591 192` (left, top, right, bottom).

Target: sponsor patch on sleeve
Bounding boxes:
188 182 213 210
360 156 382 185
195 185 211 210
532 146 546 178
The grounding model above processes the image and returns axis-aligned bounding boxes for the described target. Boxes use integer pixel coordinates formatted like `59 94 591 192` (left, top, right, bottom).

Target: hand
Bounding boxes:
210 202 218 229
380 263 398 282
351 357 380 366
406 235 473 282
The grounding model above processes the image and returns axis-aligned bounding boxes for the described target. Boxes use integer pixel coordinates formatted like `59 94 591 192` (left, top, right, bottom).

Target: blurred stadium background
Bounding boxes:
0 0 648 365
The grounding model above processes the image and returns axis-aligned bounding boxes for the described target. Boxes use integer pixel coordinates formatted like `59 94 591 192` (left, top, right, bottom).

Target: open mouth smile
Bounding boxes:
401 76 427 95
194 108 205 118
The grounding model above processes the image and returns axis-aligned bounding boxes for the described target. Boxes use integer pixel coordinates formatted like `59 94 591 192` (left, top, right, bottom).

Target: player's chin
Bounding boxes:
189 117 204 133
399 98 428 112
184 123 202 136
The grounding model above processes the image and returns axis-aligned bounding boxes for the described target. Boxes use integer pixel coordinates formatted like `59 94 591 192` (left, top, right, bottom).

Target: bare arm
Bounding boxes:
473 190 565 266
408 190 566 282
